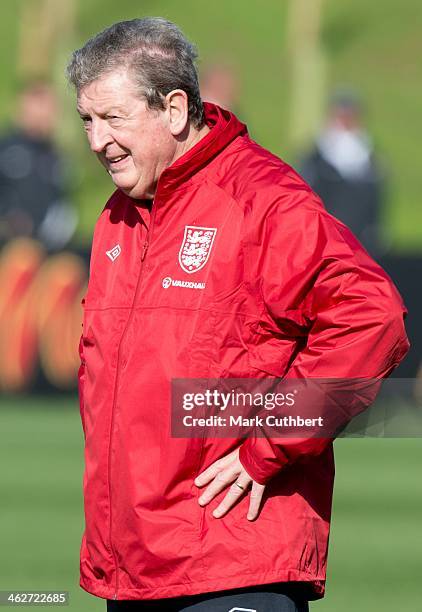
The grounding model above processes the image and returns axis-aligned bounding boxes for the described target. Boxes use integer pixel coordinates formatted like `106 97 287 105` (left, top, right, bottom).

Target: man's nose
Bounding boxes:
89 120 112 153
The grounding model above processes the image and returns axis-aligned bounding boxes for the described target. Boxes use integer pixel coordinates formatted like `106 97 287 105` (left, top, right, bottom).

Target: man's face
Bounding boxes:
77 70 177 199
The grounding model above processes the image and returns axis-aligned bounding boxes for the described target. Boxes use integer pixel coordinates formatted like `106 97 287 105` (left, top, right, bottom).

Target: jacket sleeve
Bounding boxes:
78 333 86 438
239 195 410 485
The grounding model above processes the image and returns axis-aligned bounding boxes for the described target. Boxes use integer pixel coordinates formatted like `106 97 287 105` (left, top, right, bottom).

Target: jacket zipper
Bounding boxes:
108 204 155 600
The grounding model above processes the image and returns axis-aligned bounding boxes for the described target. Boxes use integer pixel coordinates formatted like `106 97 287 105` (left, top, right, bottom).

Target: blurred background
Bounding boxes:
0 0 421 610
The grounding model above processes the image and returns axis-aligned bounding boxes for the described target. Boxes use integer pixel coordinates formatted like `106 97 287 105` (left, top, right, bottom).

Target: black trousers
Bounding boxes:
106 584 310 611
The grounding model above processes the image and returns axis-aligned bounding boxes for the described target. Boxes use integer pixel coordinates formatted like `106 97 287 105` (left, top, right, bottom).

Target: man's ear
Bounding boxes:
165 89 189 136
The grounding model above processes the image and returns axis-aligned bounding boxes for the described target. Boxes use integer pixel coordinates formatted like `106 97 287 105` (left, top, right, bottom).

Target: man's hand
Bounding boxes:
194 448 265 520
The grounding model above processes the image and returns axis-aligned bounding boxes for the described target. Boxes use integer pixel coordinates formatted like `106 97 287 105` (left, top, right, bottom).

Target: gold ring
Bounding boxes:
234 482 245 490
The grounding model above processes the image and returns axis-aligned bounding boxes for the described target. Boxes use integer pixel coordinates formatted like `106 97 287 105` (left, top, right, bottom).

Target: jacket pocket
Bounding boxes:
248 311 307 377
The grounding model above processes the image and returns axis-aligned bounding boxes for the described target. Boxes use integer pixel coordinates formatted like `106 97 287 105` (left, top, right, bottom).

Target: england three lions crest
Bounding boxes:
178 226 217 274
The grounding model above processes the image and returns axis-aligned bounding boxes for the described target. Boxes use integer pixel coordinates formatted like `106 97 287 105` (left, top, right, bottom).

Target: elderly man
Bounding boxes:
68 17 409 612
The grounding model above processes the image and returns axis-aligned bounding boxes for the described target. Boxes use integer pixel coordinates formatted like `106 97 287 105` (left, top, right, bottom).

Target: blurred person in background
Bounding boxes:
68 17 409 612
200 61 241 115
0 81 77 250
299 89 386 258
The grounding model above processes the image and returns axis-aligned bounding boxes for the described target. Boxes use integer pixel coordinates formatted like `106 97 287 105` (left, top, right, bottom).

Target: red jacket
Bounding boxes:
78 103 409 601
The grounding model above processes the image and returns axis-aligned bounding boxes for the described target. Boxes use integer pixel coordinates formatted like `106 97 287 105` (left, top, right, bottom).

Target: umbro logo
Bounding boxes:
106 244 121 262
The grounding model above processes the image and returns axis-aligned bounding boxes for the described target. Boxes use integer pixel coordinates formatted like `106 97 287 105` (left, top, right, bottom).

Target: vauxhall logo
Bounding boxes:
162 276 206 290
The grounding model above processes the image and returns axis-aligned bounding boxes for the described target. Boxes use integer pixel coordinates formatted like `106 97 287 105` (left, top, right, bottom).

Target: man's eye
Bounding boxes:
107 115 123 123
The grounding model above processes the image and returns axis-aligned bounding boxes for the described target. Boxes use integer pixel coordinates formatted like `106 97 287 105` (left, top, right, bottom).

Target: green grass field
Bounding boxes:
0 397 421 611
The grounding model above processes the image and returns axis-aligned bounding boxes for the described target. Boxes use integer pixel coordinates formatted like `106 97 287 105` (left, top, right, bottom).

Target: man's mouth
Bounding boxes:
107 154 130 168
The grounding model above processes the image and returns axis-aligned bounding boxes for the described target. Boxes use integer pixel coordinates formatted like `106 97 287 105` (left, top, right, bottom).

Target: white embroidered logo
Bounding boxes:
178 226 217 274
106 244 121 262
162 276 206 290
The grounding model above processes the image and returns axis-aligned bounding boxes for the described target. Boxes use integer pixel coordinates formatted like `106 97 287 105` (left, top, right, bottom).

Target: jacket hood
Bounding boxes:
156 102 247 194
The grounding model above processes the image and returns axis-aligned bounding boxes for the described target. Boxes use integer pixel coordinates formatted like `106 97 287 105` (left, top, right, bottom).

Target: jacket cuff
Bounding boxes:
239 438 290 485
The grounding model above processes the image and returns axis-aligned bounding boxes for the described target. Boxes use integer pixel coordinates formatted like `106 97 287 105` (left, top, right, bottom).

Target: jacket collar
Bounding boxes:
155 102 247 196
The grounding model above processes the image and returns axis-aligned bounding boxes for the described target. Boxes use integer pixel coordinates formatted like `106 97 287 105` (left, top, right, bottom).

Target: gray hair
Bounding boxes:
66 17 205 128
